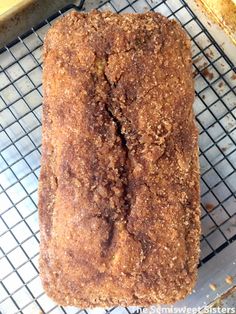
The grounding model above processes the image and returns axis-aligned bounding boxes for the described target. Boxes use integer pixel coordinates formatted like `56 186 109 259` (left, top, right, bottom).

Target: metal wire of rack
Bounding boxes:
0 0 235 313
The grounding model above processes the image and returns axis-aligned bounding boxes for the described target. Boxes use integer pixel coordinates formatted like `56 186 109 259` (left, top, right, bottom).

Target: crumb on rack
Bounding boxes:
231 73 236 80
206 49 214 58
205 203 214 212
228 122 235 128
193 70 198 78
194 55 204 64
202 68 214 80
193 61 208 78
218 81 224 88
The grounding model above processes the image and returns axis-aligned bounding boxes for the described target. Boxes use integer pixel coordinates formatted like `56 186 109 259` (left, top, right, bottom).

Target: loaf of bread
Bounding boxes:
39 10 200 307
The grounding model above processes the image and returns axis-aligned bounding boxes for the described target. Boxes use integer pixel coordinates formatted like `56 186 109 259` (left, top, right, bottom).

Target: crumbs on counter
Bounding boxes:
194 55 204 63
202 67 214 80
206 49 214 58
221 143 232 152
228 122 235 128
193 70 198 78
225 275 233 285
218 81 224 88
202 94 206 100
193 61 208 78
205 203 215 212
209 283 217 291
231 73 236 80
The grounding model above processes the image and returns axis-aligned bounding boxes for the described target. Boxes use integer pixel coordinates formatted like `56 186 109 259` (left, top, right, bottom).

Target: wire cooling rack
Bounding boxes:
0 0 236 313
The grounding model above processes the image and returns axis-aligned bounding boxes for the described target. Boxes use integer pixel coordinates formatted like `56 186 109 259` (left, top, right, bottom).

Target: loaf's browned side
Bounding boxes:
39 10 200 307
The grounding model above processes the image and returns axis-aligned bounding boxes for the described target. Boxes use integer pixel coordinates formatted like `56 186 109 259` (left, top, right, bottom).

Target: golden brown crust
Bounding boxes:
39 10 200 307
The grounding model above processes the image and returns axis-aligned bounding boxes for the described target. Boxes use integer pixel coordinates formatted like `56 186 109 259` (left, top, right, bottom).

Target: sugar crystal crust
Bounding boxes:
39 10 200 308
